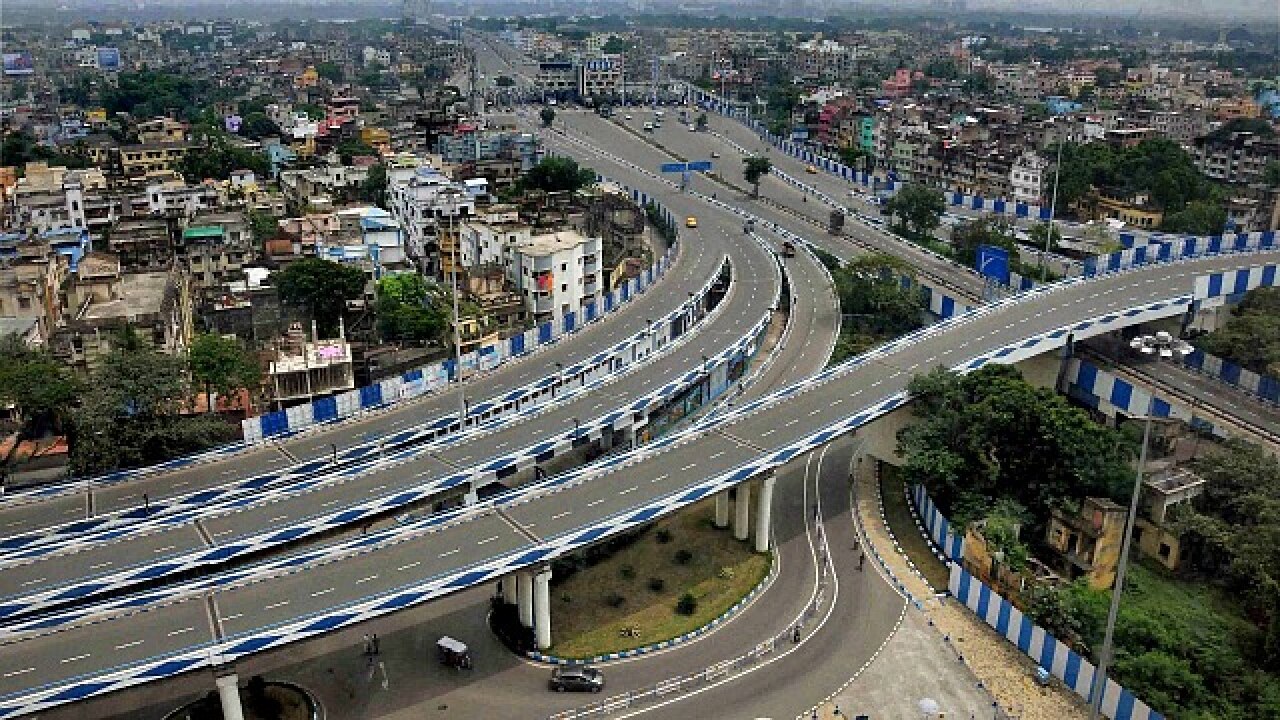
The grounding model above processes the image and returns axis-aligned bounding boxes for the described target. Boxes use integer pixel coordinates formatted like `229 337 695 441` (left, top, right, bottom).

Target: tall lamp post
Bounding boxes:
1087 331 1192 719
443 188 467 425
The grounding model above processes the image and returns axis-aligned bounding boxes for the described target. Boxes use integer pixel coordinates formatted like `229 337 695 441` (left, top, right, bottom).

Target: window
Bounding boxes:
1158 542 1171 559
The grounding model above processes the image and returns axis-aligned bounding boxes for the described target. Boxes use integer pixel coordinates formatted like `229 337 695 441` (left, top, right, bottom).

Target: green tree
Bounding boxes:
274 258 368 337
376 273 447 344
239 112 281 140
1195 287 1280 376
189 333 261 412
520 156 597 193
885 184 945 242
838 144 868 169
742 156 772 198
897 365 1134 523
600 36 629 55
1162 201 1226 235
247 210 279 246
69 328 237 475
336 140 376 166
359 164 388 207
180 125 270 181
540 106 556 128
1264 161 1280 188
315 62 344 83
0 337 80 433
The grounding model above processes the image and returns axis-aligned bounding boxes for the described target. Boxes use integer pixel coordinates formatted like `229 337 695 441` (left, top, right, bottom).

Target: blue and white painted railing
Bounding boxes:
1182 347 1280 406
0 245 1258 716
0 291 776 628
0 258 732 561
909 484 965 564
950 564 1166 720
1064 358 1227 439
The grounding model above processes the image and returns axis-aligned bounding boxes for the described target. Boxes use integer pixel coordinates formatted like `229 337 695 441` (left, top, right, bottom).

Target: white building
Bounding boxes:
1010 150 1049 206
458 208 530 269
509 229 601 319
146 180 220 217
385 164 475 276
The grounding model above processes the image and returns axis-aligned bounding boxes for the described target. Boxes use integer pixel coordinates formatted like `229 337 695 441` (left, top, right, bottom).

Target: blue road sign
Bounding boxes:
687 160 713 171
976 245 1011 285
660 162 687 173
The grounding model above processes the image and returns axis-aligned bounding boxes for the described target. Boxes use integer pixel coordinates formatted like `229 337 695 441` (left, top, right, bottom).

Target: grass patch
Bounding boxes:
879 464 951 590
547 499 771 659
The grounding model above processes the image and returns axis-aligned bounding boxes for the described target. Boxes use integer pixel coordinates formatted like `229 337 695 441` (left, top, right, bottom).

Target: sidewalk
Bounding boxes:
810 461 1090 720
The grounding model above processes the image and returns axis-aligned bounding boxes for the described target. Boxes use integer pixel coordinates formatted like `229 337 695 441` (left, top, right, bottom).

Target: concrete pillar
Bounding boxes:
215 674 244 720
622 425 637 450
714 492 730 528
754 474 776 553
533 567 552 650
600 427 614 452
733 483 751 541
517 571 534 628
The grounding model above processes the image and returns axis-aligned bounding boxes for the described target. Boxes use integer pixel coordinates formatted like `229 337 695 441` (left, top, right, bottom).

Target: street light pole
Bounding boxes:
447 191 466 426
1040 136 1064 280
1087 393 1153 720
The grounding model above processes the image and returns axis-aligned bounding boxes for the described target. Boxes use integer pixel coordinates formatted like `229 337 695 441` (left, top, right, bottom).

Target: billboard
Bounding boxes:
96 47 120 70
3 52 34 76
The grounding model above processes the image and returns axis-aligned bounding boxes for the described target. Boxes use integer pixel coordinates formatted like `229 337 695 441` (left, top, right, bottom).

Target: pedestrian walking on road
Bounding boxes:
792 624 801 644
858 552 865 571
371 633 380 655
363 633 373 656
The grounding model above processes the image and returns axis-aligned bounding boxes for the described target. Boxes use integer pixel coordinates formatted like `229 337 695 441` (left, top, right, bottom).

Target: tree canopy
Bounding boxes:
1051 139 1221 218
1195 287 1280 376
540 107 556 127
273 258 368 337
0 336 80 434
101 71 211 121
897 365 1134 525
376 273 447 345
743 156 772 197
885 184 945 242
520 156 597 194
189 333 261 410
819 250 927 364
180 124 270 182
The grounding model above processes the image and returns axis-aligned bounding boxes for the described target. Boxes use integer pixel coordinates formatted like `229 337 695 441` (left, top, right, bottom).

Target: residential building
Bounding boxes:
119 141 192 180
109 217 173 271
268 323 354 409
1193 132 1280 186
508 229 601 320
386 164 474 276
1010 150 1048 206
179 212 252 289
1133 467 1206 572
1044 496 1127 590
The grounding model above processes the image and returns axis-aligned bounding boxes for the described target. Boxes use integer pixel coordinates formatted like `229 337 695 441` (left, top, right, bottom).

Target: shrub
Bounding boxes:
647 576 665 593
676 592 698 616
673 548 693 565
718 566 735 580
620 563 636 580
605 592 626 608
655 528 673 544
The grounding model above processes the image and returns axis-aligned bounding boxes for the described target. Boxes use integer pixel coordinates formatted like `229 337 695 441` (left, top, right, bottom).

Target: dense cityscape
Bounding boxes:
0 3 1277 720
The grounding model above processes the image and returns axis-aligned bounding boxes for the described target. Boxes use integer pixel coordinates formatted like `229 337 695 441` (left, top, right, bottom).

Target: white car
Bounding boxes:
625 114 632 120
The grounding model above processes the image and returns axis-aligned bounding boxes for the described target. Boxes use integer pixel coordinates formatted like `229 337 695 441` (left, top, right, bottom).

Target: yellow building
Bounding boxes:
360 126 391 154
1045 497 1127 590
295 65 319 89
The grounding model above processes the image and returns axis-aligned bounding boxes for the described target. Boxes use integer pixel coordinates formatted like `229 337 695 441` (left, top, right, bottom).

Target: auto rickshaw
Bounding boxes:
437 636 473 669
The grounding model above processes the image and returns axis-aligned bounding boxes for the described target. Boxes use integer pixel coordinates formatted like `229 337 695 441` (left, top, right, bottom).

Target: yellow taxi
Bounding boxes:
685 216 698 228
805 164 818 174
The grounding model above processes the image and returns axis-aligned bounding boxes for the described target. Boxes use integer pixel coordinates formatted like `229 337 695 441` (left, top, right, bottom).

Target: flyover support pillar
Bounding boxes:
714 492 730 528
600 426 613 452
215 674 245 720
733 483 751 541
517 571 534 628
533 566 552 650
754 473 776 553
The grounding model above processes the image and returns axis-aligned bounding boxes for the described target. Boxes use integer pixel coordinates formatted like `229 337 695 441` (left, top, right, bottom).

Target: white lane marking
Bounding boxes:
223 613 243 621
368 485 386 494
680 463 697 471
310 588 334 598
265 600 290 610
2 668 35 678
785 418 799 427
587 498 605 507
4 520 24 528
398 561 422 571
619 485 638 496
167 626 195 636
438 548 460 558
153 545 175 554
477 535 499 545
89 561 113 570
268 515 287 524
20 577 46 587
761 429 775 437
808 408 823 416
356 575 379 585
61 654 92 664
708 452 725 461
551 511 572 520
115 640 145 650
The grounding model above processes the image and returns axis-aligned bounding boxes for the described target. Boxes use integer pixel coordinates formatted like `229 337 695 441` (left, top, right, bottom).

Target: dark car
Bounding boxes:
550 666 605 693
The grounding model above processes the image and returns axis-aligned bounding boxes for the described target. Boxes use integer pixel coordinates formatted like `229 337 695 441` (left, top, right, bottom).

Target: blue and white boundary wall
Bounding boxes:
0 290 777 629
907 481 1167 720
1182 347 1280 406
1063 358 1227 439
1084 232 1278 279
949 564 1166 720
909 484 964 563
242 222 677 444
0 256 1228 716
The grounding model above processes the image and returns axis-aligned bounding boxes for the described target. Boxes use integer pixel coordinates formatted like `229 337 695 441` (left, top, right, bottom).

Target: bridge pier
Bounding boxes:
517 571 534 628
215 674 244 720
533 566 552 650
714 492 730 528
754 473 776 553
733 483 751 541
